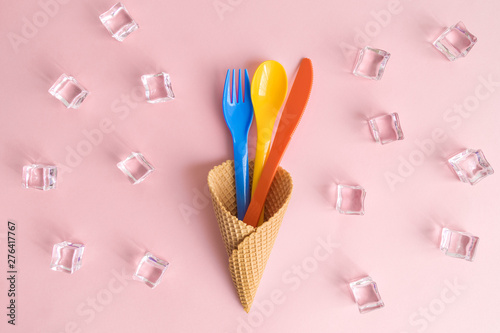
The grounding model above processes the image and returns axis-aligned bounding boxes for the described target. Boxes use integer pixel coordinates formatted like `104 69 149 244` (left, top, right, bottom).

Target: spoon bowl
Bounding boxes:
251 61 288 115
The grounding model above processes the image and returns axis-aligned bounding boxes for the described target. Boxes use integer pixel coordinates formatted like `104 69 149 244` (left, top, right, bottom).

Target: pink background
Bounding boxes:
1 0 499 332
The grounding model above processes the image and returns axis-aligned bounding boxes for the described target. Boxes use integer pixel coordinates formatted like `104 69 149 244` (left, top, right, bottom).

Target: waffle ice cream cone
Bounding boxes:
208 160 293 312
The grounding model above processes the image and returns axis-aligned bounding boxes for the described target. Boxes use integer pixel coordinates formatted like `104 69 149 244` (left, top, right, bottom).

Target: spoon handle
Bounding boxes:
252 124 273 226
252 124 273 196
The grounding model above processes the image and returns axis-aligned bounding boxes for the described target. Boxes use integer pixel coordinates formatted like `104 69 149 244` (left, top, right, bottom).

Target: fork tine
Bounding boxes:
224 69 231 104
238 69 243 104
244 69 251 103
231 69 236 104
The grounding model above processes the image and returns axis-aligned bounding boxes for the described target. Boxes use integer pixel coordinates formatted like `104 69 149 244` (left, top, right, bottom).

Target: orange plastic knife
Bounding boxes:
243 58 313 227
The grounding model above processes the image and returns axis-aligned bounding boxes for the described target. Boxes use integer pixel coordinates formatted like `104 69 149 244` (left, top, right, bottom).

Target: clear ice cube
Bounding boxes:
369 113 404 145
141 72 175 103
336 185 366 215
49 74 89 109
117 152 154 184
433 21 477 61
353 46 391 80
440 228 479 261
448 149 493 185
50 241 85 274
22 164 57 190
133 252 169 288
99 2 139 41
350 276 384 314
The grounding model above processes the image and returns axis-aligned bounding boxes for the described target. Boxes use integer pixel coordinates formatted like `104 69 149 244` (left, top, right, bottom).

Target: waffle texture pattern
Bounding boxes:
208 160 293 312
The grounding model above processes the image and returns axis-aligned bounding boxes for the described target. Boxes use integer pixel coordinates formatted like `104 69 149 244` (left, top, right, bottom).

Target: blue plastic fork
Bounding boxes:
222 69 254 220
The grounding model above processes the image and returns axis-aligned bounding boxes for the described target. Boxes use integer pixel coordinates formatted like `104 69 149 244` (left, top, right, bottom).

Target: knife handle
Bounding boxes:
243 134 290 227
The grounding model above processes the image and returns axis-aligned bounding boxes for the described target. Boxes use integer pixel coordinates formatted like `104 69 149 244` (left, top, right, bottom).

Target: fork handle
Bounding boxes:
233 137 250 220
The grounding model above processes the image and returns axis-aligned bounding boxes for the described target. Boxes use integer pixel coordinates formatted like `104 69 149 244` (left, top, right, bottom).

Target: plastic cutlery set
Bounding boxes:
210 58 313 311
222 58 314 227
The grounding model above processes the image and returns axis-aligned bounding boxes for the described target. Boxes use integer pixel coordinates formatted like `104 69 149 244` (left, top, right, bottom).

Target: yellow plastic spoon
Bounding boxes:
251 61 288 225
